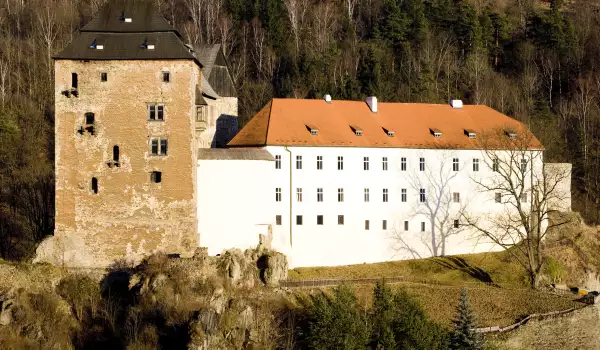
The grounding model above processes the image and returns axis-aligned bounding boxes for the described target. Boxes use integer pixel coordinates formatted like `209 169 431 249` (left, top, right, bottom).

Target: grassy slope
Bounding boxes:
289 250 584 328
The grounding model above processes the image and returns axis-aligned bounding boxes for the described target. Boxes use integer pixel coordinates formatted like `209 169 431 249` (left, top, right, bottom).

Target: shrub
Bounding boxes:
545 257 565 284
56 274 101 323
306 285 370 349
371 280 448 350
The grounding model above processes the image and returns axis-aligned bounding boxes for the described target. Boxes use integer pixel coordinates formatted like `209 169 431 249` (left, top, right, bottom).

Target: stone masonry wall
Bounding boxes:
46 59 201 267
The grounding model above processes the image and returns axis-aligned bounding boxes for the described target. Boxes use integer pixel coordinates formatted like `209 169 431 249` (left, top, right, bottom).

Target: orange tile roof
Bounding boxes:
228 98 544 150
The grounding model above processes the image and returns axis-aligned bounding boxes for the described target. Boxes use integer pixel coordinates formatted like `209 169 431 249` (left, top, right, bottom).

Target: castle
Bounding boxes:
38 1 571 268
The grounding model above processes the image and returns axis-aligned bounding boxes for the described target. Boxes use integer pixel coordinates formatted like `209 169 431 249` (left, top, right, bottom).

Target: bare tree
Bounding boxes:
284 0 309 55
463 128 571 289
391 152 468 258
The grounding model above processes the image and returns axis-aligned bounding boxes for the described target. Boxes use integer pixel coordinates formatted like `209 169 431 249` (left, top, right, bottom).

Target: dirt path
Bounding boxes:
497 305 600 349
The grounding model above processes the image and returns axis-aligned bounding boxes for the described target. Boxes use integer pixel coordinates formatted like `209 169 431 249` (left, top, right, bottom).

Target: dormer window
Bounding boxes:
465 129 477 139
430 128 442 138
506 130 518 139
351 125 363 136
147 44 155 50
305 125 318 135
383 127 395 137
89 40 103 50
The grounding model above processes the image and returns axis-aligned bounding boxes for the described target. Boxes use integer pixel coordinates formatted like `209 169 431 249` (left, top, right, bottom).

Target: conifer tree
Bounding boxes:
449 288 484 350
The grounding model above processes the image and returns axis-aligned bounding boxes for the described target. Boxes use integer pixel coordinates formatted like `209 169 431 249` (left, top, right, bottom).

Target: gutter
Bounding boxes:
285 146 293 247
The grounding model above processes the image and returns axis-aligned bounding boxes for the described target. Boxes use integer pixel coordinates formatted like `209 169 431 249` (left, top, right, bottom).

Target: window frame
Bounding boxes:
401 189 407 203
419 157 425 171
296 215 303 225
276 215 282 225
275 155 281 169
162 71 170 83
338 188 344 202
296 188 303 202
317 155 323 170
383 188 389 202
150 171 162 183
296 155 302 169
492 158 499 172
150 137 168 156
404 221 409 231
473 158 479 172
382 220 387 230
401 157 407 171
495 192 502 203
338 215 344 225
421 222 425 232
382 157 388 171
365 220 370 230
338 156 344 170
317 215 324 225
148 103 165 121
419 188 426 203
317 188 323 202
453 158 459 171
364 188 370 202
275 188 282 202
100 72 107 82
363 156 369 170
453 192 460 203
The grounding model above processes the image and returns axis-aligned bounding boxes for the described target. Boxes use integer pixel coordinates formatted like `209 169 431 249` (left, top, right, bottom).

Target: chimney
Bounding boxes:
323 94 332 104
366 96 378 113
450 99 463 109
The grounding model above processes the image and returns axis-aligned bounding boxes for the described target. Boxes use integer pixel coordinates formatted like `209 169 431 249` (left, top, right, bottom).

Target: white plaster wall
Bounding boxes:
545 163 572 212
197 158 274 255
265 146 543 268
196 145 550 269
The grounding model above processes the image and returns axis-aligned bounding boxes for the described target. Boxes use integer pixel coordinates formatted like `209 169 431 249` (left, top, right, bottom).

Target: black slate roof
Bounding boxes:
54 32 200 64
194 44 236 97
81 0 176 34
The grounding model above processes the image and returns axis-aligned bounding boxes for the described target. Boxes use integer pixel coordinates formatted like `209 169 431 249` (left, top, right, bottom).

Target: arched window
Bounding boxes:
113 145 120 165
91 177 98 194
71 73 78 89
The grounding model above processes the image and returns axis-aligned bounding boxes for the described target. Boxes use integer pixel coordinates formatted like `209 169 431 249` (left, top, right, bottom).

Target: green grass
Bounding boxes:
288 251 528 287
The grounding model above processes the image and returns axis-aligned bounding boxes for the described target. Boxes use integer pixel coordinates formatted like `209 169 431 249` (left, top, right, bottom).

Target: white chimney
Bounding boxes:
450 99 463 109
366 96 378 113
323 94 332 103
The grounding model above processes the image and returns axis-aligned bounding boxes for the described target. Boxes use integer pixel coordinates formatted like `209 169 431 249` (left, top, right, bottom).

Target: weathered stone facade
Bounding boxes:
47 59 201 266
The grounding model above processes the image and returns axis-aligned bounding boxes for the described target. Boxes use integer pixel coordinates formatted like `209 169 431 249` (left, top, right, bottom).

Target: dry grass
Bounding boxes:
288 251 528 287
294 283 582 329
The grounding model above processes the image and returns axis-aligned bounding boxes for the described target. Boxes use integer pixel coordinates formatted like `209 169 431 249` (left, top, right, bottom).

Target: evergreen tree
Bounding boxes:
449 289 484 350
371 280 396 349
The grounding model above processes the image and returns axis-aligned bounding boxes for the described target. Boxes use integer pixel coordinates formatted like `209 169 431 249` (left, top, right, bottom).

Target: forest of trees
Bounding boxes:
0 0 600 260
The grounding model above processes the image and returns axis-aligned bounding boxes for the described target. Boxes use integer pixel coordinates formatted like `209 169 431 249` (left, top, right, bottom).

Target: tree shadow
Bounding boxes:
432 256 499 287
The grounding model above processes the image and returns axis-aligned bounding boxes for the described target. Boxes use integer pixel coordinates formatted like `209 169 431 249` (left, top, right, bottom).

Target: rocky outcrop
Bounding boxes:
0 291 15 326
259 252 288 287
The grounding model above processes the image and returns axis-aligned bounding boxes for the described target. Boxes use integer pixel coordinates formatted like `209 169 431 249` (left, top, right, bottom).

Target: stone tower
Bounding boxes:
45 0 202 266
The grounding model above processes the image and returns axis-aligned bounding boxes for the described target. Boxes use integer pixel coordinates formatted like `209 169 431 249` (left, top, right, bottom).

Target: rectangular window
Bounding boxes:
297 188 303 202
150 171 162 183
520 193 528 203
365 220 370 230
148 104 165 121
382 220 387 230
338 156 344 170
453 158 459 171
421 222 425 232
419 157 425 171
275 188 282 202
382 157 388 171
493 158 499 172
473 158 479 172
296 155 302 169
317 215 324 225
404 221 409 231
275 155 281 169
276 215 282 225
101 72 107 82
383 189 389 202
338 215 344 225
401 189 407 202
317 156 323 170
150 138 168 155
495 193 502 203
419 189 426 203
85 113 95 125
317 188 323 202
521 158 527 173
401 157 407 171
453 219 459 229
364 188 370 202
338 188 344 202
163 71 170 83
453 192 460 203
364 157 370 170
157 104 164 120
296 215 303 225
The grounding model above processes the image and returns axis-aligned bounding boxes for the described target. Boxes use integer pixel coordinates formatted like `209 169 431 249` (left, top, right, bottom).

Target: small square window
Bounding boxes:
151 171 162 183
365 220 370 230
338 215 344 225
317 215 324 225
276 215 282 225
421 222 425 232
382 220 387 230
85 112 95 125
296 215 303 225
453 219 459 228
163 72 170 83
404 221 409 231
495 193 502 203
453 192 460 203
101 72 107 82
157 104 164 120
520 193 528 203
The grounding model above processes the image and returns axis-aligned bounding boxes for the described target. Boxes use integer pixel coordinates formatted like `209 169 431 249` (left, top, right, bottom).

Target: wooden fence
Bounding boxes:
473 307 578 333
